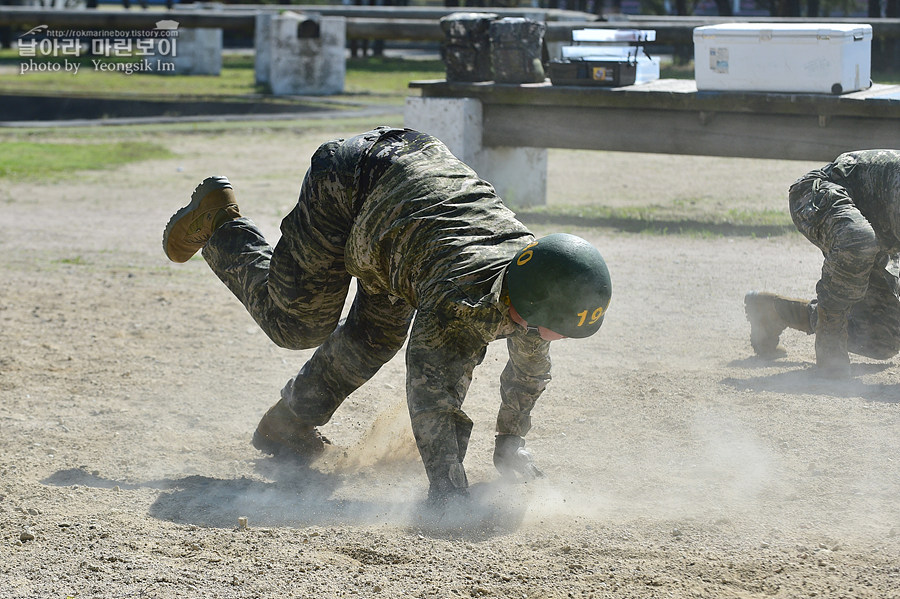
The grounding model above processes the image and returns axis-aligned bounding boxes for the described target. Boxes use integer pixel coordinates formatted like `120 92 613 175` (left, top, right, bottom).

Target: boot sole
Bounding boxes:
162 176 233 262
251 429 287 456
251 427 330 459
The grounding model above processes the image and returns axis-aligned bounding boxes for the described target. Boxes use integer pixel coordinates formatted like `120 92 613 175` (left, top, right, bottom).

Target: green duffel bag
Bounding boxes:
489 17 546 84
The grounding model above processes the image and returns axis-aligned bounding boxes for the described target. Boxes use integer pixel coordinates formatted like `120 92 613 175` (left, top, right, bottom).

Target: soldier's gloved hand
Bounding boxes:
493 434 545 482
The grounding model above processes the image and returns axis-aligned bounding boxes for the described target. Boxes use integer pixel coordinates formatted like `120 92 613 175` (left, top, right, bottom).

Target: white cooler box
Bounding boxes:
693 23 872 94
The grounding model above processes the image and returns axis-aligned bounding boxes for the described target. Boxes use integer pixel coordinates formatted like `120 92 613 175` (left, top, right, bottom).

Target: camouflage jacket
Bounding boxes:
818 149 900 252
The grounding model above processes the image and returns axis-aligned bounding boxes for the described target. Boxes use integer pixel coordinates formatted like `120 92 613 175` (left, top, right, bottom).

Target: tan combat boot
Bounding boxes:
744 291 813 358
815 305 851 379
252 397 331 459
163 176 241 263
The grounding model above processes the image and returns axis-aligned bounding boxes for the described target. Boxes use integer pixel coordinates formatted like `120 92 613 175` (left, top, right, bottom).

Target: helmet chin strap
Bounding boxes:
508 303 528 329
508 304 565 340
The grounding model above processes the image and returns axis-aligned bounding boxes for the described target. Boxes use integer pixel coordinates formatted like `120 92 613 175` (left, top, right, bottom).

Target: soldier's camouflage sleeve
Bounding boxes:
497 331 551 437
405 303 552 491
405 307 486 491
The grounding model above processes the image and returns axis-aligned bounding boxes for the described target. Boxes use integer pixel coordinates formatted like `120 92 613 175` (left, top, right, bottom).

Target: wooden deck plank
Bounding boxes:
409 79 900 161
410 79 900 118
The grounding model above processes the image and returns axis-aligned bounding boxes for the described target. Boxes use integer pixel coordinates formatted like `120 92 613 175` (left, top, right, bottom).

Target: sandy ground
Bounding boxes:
1 124 899 598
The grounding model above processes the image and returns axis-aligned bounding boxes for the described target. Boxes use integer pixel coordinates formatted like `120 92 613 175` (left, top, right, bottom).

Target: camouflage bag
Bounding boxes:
439 12 498 83
489 17 546 84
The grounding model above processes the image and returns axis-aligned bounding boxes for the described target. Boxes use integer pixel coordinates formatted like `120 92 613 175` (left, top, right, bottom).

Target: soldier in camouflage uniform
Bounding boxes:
745 149 900 379
162 127 612 503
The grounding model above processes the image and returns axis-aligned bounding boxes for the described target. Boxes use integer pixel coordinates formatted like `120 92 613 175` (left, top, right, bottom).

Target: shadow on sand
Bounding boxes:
41 457 531 540
723 359 898 403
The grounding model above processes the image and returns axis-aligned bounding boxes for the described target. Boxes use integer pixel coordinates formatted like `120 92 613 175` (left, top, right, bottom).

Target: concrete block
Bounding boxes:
478 146 547 208
258 12 346 96
171 26 222 76
254 11 273 87
404 96 547 207
404 96 483 166
162 3 223 76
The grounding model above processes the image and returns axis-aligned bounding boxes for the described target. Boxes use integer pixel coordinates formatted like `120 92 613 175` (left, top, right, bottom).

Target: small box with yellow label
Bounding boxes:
549 28 659 87
549 59 639 87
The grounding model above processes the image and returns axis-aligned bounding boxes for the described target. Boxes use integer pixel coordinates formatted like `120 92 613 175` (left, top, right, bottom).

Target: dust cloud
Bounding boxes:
141 367 895 540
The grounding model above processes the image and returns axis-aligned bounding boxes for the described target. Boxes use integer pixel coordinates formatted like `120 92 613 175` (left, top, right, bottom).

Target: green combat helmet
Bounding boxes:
506 233 611 338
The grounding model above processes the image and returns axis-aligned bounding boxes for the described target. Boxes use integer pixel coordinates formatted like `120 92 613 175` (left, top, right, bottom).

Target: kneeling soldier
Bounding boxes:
746 149 900 379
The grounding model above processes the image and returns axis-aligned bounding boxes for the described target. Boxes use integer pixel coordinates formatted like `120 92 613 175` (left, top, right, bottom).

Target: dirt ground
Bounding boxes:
2 123 899 599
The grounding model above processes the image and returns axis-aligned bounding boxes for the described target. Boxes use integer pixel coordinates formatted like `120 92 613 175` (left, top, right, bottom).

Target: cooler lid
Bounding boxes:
693 23 872 41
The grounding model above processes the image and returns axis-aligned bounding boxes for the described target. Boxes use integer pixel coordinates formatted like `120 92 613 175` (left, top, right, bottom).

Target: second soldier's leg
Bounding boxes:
813 206 878 378
201 138 365 350
744 291 814 358
843 258 900 360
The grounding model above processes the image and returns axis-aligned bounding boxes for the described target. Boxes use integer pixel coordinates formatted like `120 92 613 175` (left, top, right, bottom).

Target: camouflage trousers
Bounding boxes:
789 174 900 359
202 143 415 426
